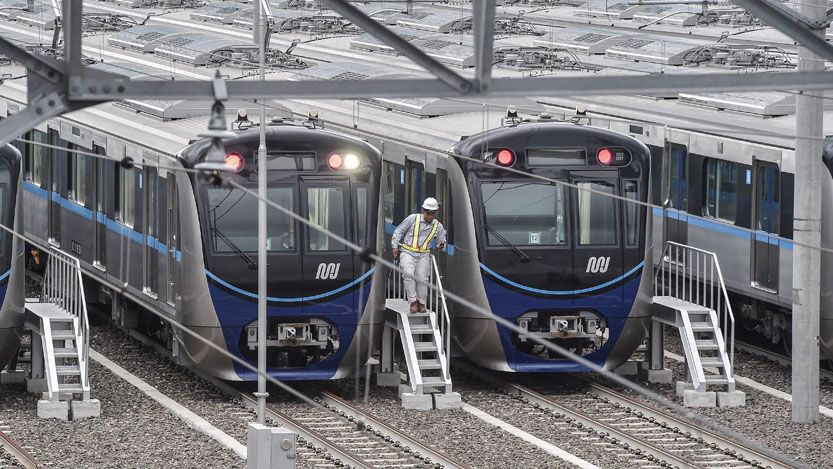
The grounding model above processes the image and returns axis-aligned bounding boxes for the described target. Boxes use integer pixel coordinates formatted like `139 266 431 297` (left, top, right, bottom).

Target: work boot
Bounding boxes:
418 302 427 313
409 302 419 313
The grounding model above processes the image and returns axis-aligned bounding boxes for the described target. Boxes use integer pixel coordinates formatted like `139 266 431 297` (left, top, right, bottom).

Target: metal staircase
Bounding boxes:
26 249 90 402
383 254 452 396
652 242 735 392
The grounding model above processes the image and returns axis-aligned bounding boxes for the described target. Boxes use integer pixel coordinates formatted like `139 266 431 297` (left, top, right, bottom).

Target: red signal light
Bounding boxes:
597 148 613 165
496 149 515 167
225 152 244 172
328 153 344 170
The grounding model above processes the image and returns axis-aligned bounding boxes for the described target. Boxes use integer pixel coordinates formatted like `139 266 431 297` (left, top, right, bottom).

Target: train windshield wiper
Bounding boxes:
484 224 530 263
210 226 258 269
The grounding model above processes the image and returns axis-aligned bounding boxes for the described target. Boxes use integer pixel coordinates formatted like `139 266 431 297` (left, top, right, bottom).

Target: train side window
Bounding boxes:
669 143 688 211
307 186 346 251
482 182 567 246
577 181 617 246
68 146 86 206
117 166 136 227
25 130 46 186
623 180 639 247
703 159 737 223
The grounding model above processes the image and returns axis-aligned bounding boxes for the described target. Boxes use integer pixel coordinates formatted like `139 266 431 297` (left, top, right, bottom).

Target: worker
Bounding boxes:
391 197 447 313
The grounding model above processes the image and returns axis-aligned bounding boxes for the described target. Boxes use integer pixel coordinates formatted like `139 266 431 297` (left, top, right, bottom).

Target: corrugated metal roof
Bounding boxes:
534 27 632 54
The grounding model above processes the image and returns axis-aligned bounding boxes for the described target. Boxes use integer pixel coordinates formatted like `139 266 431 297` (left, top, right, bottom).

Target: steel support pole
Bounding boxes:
791 0 826 424
472 0 495 92
255 0 268 426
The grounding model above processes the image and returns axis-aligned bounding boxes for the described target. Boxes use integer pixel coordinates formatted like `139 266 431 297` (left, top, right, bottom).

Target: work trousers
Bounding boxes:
399 250 431 305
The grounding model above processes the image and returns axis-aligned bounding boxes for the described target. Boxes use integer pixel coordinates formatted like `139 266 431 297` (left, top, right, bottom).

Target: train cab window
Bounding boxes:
206 187 295 253
25 130 46 186
307 187 346 251
69 148 86 206
481 182 567 246
704 159 738 223
117 166 136 227
577 181 617 246
623 180 639 247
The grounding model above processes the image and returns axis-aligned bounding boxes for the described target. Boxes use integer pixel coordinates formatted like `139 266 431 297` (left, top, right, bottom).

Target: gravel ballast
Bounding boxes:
0 360 243 468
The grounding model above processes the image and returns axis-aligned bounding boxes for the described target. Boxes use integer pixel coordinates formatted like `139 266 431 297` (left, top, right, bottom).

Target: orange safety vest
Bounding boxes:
399 216 438 253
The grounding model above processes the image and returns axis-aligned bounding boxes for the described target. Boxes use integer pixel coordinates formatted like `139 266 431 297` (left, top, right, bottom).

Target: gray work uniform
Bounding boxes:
391 213 447 305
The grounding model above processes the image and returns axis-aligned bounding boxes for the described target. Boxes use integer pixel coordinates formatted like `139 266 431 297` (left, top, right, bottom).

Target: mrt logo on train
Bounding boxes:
315 262 342 280
585 256 611 274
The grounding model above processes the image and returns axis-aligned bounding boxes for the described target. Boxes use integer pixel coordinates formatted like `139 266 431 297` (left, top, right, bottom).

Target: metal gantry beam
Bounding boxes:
59 71 833 101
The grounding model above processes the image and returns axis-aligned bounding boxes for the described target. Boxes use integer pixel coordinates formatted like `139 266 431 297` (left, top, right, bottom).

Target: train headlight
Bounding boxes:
344 153 360 170
225 152 244 172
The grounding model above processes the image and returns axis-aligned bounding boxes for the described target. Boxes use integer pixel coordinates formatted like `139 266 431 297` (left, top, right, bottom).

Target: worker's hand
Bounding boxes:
392 248 400 259
438 243 446 251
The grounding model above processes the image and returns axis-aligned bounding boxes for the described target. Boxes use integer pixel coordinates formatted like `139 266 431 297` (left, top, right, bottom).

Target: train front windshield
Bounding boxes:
206 187 296 253
481 182 567 246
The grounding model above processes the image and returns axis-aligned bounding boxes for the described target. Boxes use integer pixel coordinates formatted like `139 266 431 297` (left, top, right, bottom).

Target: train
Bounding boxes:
15 118 385 381
0 143 25 373
442 121 653 372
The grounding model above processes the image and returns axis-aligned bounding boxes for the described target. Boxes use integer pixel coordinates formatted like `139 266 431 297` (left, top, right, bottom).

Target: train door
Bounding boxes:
143 167 158 296
663 134 689 248
571 173 623 304
751 160 780 292
406 160 424 214
47 129 61 246
301 180 354 315
92 145 106 270
165 176 178 306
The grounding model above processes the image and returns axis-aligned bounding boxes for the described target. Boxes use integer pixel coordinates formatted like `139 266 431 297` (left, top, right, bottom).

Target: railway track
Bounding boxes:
0 427 41 469
455 361 799 469
735 341 833 383
201 374 467 469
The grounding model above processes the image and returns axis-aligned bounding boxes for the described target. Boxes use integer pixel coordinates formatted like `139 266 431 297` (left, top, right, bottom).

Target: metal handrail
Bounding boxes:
41 249 89 391
430 254 452 382
655 241 735 370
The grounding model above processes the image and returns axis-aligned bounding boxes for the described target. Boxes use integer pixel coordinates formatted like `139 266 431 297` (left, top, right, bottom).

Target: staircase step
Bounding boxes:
48 316 75 323
410 325 434 334
58 383 84 394
700 357 725 367
413 342 437 352
704 377 730 385
695 340 719 350
417 359 442 370
421 377 447 386
50 330 76 340
53 348 78 358
56 365 81 376
689 322 713 332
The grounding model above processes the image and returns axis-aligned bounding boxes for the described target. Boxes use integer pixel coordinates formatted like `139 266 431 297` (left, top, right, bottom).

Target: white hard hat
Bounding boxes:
422 197 439 211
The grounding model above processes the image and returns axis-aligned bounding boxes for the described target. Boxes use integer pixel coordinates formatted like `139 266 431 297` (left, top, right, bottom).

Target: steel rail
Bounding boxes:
577 377 797 469
310 385 470 469
0 429 41 469
735 341 833 383
455 361 797 469
453 361 696 468
187 372 369 469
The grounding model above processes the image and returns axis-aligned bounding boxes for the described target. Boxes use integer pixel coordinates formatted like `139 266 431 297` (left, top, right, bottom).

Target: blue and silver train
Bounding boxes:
17 118 384 381
441 121 653 372
0 143 25 372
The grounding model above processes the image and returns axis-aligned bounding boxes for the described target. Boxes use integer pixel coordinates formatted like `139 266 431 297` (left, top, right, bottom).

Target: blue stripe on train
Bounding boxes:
653 208 792 249
23 181 182 260
205 268 375 303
